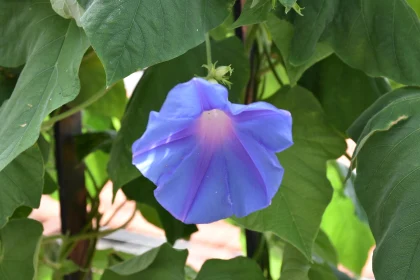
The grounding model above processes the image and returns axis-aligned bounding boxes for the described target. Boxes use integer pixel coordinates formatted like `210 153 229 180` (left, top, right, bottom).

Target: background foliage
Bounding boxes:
1 0 420 279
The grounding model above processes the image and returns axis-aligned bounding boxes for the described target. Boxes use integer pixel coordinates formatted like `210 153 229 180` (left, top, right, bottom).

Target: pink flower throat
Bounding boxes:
196 109 233 147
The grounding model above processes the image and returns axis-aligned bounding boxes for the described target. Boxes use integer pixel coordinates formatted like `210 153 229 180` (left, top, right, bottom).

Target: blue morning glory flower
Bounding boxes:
132 78 293 224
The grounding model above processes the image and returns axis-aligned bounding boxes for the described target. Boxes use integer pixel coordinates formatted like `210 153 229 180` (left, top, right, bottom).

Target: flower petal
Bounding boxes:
132 78 293 224
132 112 195 182
230 101 293 152
154 144 234 224
223 130 284 218
153 127 284 224
159 78 229 119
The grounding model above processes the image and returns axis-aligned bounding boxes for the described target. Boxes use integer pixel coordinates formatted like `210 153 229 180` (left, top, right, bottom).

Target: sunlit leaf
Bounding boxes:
322 161 374 274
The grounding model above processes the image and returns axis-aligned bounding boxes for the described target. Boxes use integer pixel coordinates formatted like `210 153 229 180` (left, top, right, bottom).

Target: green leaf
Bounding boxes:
231 0 272 28
50 0 85 26
83 110 114 131
75 131 116 160
308 263 340 280
322 161 374 274
280 231 344 280
236 86 345 260
347 87 416 142
101 243 187 280
267 14 332 86
279 0 303 15
37 134 58 195
76 0 92 9
122 177 198 244
43 172 58 195
407 0 420 16
80 0 235 85
185 266 197 280
258 63 290 99
289 0 420 87
0 145 43 228
85 150 109 195
280 243 310 280
195 257 265 280
37 134 58 194
57 260 80 276
298 54 390 134
251 0 262 8
91 248 135 279
281 235 351 280
287 0 337 65
108 37 249 189
0 219 43 280
70 52 127 119
347 87 420 279
0 0 90 172
209 13 235 41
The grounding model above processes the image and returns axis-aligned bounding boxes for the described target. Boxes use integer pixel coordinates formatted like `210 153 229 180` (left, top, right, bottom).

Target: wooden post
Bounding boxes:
54 110 90 280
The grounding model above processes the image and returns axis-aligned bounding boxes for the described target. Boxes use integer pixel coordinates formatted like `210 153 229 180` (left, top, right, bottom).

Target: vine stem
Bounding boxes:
42 83 117 131
43 206 137 244
205 33 212 68
345 152 352 161
262 46 283 87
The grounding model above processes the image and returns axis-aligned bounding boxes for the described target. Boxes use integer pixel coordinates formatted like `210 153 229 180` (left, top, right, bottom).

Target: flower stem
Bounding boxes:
205 33 212 69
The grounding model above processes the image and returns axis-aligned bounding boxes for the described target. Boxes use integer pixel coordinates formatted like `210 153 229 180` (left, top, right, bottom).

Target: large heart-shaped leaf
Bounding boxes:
108 37 249 189
288 0 420 87
0 219 43 280
101 243 187 280
347 87 420 279
236 86 346 259
80 0 235 85
298 54 390 134
0 0 90 172
0 145 43 228
195 257 265 280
